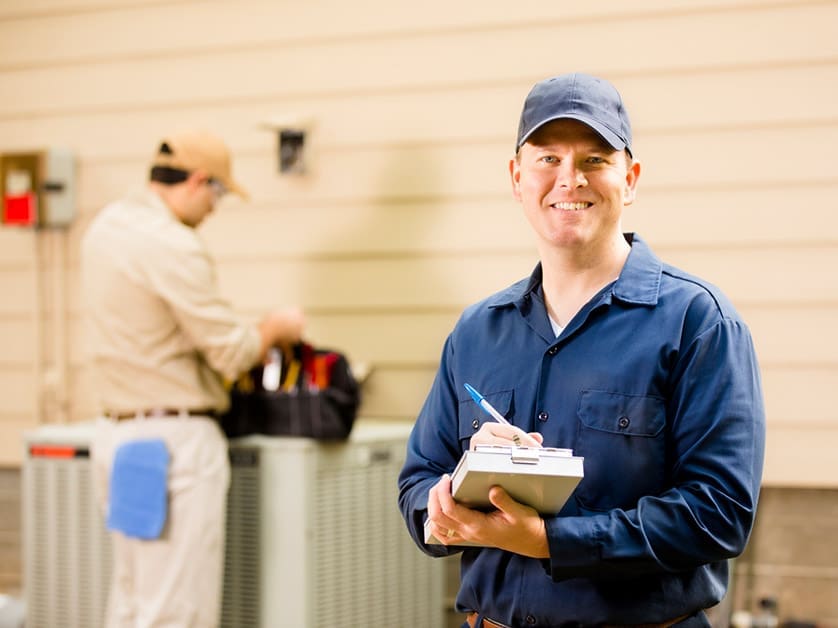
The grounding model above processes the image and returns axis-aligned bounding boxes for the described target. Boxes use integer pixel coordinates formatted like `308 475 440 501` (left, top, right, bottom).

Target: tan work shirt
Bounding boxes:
81 188 260 414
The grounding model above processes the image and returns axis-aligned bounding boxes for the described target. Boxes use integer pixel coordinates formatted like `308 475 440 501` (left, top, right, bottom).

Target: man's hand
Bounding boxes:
258 306 305 359
427 474 550 558
469 422 544 450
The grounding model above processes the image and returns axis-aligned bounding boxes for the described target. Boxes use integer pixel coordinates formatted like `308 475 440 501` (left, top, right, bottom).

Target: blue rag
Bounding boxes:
106 438 170 540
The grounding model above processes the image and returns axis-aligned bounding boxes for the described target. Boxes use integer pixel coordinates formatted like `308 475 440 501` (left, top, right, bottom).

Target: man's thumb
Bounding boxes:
488 485 514 513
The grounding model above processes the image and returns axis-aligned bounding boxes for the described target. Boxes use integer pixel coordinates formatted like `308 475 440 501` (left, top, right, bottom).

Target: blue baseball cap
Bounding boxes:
515 73 633 156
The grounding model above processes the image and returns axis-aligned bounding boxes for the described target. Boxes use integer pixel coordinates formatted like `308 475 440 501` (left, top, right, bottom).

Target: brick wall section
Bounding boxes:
732 487 838 626
0 467 21 594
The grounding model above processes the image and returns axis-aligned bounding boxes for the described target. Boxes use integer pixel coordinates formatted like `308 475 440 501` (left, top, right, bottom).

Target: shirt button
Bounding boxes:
472 418 480 430
547 346 559 356
525 615 537 625
618 416 630 429
537 411 549 422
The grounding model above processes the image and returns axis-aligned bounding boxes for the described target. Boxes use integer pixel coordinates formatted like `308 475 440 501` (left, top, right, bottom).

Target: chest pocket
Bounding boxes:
457 388 514 447
574 390 666 512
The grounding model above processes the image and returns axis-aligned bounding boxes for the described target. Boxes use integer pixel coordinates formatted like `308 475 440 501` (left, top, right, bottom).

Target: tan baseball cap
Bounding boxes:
151 130 249 199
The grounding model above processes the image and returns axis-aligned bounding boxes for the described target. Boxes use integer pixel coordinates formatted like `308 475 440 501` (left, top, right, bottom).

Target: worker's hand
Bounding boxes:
482 485 550 558
258 306 305 358
469 422 543 450
427 475 549 558
426 474 462 546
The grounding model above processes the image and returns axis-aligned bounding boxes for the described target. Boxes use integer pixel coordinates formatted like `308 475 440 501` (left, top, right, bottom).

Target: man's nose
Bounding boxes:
555 161 586 188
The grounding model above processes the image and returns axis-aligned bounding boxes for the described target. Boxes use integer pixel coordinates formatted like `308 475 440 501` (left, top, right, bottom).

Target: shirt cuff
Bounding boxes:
544 514 602 579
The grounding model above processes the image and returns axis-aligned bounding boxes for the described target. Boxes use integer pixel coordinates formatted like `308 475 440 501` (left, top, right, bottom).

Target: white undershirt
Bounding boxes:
546 278 619 338
548 315 564 338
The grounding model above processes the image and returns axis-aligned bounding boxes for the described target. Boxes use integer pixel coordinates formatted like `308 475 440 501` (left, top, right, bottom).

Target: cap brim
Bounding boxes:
226 179 250 201
518 114 629 155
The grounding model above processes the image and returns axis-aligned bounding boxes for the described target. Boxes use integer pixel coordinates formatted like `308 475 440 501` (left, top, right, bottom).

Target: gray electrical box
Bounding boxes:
0 148 76 228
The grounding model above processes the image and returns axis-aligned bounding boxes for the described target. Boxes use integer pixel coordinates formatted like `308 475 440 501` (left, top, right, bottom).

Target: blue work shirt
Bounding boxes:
398 234 765 627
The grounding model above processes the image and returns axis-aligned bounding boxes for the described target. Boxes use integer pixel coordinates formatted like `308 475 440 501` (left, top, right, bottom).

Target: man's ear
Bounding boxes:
623 159 641 206
509 157 522 201
187 169 209 190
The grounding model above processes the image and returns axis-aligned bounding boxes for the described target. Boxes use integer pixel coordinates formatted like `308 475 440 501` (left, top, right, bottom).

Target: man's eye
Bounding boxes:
540 155 558 164
587 156 605 164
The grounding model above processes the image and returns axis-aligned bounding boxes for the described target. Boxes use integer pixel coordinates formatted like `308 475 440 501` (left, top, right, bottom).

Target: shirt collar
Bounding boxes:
487 232 662 310
121 187 174 217
140 187 175 216
612 233 662 305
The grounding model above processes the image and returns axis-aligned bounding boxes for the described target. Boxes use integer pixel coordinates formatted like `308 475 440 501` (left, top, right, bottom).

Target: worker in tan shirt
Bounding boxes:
81 130 303 628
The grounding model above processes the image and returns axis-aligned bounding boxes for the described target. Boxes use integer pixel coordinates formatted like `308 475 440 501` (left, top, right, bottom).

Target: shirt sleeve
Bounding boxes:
398 335 466 557
146 232 261 382
545 318 766 580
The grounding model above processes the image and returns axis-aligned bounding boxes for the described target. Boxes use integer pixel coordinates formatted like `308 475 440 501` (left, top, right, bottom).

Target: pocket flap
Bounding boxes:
577 390 665 437
458 388 514 440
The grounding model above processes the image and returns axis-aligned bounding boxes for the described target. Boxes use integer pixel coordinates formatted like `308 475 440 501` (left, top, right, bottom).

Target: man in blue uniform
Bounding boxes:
398 73 765 627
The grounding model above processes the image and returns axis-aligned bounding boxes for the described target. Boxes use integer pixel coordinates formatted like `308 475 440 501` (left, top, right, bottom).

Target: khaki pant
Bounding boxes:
93 416 230 628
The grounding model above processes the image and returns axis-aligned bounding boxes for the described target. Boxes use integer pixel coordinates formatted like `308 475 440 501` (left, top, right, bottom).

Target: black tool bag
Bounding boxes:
220 342 360 440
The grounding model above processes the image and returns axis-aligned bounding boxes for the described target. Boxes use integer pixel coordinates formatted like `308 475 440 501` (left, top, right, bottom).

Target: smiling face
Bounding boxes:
510 118 640 259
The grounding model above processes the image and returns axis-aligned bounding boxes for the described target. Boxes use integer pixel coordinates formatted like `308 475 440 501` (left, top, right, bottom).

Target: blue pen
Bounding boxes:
464 383 511 426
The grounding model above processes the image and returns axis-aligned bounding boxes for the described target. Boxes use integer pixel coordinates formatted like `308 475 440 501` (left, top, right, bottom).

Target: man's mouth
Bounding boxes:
551 202 592 211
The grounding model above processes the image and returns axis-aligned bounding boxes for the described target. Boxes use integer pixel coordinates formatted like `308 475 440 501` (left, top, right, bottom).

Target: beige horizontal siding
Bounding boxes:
0 0 795 66
0 372 37 418
0 417 37 467
0 319 38 364
762 367 838 426
2 3 837 119
0 270 38 316
763 426 838 487
0 0 181 21
3 62 838 164
0 229 36 264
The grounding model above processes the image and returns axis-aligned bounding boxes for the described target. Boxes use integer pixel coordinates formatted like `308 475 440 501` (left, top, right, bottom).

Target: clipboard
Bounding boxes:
424 445 584 545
